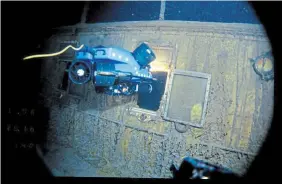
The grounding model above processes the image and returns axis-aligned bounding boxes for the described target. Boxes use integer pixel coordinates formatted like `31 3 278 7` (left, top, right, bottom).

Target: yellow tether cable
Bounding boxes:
23 44 85 60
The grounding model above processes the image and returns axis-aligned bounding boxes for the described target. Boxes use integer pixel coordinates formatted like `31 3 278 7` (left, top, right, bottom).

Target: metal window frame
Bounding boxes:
163 69 211 128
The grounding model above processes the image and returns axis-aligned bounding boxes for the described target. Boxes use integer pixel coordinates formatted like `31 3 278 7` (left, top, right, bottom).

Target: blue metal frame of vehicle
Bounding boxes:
68 43 157 96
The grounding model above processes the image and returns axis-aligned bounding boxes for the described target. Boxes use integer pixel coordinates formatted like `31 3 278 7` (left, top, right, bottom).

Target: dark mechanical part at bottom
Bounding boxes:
170 156 237 179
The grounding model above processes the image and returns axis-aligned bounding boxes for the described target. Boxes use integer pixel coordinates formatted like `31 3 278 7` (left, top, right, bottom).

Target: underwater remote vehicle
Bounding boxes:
24 42 157 96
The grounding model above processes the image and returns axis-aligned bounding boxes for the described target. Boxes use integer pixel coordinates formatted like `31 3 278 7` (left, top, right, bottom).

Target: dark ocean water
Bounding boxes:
165 1 260 23
87 1 260 24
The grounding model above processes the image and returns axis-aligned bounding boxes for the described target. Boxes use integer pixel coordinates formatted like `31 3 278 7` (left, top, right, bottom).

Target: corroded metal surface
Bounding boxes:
39 21 273 177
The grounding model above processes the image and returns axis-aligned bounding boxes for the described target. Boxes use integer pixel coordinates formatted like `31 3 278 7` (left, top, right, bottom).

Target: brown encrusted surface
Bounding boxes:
39 21 273 177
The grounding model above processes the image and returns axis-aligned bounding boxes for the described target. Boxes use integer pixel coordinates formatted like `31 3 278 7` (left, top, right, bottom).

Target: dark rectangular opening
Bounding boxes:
137 71 168 111
59 62 72 91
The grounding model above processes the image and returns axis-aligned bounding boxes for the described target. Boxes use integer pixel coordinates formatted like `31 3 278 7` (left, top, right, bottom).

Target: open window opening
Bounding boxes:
137 47 173 112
